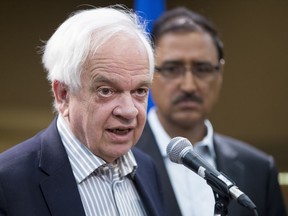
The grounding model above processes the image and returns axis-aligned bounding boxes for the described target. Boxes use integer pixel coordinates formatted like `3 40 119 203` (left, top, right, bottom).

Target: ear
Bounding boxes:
219 59 225 75
216 59 225 85
53 80 70 117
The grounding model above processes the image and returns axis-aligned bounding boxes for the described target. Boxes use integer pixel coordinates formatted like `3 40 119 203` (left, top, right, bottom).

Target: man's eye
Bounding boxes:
97 87 114 96
196 65 213 73
193 62 220 75
135 88 148 97
164 66 181 74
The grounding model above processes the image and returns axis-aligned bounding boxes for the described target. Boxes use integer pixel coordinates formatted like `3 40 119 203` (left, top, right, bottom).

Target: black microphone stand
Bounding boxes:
205 172 231 216
206 171 259 216
213 191 230 216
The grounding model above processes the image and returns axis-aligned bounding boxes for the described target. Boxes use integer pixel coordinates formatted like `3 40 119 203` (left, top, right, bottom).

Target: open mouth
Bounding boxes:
107 128 132 135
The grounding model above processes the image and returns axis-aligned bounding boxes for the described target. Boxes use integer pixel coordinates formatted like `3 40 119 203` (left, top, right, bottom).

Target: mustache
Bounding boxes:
172 92 203 105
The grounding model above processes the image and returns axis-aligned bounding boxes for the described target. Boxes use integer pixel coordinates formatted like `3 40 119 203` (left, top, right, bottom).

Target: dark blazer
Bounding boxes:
136 122 287 216
0 118 166 216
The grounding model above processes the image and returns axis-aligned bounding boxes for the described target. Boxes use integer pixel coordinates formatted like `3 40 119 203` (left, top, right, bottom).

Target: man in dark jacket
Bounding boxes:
0 6 165 216
137 7 286 216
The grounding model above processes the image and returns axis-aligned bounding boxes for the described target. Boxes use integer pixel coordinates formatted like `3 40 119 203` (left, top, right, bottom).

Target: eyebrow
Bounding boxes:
89 74 114 90
89 74 152 90
162 60 217 66
91 74 112 84
162 60 184 65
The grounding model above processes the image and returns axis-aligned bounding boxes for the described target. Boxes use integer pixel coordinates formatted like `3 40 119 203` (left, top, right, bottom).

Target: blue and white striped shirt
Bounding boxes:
57 115 146 216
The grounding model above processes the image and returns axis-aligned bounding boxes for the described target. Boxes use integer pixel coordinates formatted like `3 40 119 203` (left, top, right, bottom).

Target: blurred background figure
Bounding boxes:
136 6 286 216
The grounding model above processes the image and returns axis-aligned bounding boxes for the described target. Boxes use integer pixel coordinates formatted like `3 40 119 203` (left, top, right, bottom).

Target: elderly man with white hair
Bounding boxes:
0 6 165 216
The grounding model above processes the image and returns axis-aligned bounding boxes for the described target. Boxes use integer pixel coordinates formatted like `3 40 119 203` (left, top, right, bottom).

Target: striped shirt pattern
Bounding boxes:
57 115 147 216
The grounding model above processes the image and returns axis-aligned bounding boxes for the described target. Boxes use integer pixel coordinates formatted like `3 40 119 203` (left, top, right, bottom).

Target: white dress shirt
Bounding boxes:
148 107 216 216
57 115 146 216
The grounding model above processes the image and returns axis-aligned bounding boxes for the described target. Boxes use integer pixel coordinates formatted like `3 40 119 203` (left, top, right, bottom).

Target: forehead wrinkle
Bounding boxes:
83 41 151 89
102 58 148 74
90 73 151 91
157 32 217 61
86 54 148 76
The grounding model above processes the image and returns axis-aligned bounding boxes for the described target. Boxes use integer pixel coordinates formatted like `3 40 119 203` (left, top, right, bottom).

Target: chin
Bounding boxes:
173 115 202 128
175 112 201 121
112 145 132 156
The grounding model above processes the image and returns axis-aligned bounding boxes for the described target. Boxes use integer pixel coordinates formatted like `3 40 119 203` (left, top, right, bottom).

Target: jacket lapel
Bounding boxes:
38 118 86 216
136 122 182 216
133 172 159 216
213 133 247 214
214 134 245 189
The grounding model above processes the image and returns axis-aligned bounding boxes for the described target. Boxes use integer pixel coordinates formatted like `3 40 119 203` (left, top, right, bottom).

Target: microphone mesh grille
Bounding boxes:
166 137 192 164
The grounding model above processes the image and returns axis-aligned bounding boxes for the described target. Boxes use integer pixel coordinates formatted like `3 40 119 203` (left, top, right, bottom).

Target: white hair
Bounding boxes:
42 5 154 94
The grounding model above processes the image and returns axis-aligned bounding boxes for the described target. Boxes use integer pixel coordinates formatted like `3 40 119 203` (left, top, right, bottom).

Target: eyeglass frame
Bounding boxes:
154 60 224 80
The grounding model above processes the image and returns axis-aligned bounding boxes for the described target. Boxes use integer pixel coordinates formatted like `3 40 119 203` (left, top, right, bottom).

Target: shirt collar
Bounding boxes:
148 107 171 157
147 107 215 160
194 119 216 161
57 114 137 183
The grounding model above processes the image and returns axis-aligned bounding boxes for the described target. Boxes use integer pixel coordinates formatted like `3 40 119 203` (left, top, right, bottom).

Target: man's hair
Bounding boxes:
151 7 224 61
42 5 154 94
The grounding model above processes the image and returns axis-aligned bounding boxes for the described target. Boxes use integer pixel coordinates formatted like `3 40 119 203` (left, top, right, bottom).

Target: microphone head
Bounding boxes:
166 137 193 164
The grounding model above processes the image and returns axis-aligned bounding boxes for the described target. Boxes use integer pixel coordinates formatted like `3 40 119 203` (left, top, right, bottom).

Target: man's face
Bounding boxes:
60 35 151 163
152 31 223 129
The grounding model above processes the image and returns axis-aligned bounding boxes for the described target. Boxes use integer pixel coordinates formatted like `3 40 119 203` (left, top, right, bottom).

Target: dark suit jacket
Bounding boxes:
136 122 287 216
0 118 166 216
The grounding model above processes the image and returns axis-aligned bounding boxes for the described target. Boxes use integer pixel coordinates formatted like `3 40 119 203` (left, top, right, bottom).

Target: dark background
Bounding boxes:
0 0 287 210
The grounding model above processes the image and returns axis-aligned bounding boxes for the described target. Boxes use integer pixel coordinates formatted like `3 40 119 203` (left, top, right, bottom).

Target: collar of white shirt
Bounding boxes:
56 114 137 184
147 107 216 167
148 107 216 216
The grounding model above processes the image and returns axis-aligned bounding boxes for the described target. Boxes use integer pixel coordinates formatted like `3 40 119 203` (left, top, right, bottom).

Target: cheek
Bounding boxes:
134 102 147 130
67 98 86 127
152 79 174 104
202 80 222 107
135 100 147 120
86 104 113 124
134 119 146 144
84 106 113 145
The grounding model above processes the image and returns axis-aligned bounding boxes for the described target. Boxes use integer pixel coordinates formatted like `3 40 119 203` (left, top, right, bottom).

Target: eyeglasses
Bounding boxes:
155 61 221 80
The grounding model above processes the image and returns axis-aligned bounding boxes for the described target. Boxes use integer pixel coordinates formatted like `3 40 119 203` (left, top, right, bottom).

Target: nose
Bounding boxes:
112 93 138 120
180 69 197 93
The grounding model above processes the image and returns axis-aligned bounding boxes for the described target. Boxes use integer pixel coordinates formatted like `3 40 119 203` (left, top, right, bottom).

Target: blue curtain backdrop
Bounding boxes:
134 0 166 112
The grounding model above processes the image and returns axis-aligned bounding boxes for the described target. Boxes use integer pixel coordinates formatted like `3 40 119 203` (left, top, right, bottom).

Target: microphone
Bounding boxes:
166 136 257 212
